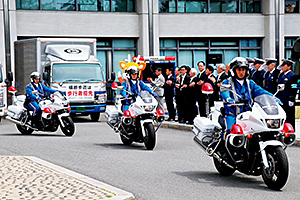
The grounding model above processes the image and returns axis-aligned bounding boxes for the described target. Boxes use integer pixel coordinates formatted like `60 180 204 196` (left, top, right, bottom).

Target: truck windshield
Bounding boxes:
52 63 103 83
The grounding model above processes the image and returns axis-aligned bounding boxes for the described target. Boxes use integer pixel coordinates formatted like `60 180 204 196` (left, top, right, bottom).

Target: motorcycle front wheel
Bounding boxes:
213 148 236 176
120 135 133 145
60 116 75 136
16 124 34 135
143 123 156 150
262 146 288 190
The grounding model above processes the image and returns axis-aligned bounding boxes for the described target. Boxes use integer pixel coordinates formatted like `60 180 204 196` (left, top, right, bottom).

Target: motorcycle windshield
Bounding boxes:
254 94 279 115
138 91 153 103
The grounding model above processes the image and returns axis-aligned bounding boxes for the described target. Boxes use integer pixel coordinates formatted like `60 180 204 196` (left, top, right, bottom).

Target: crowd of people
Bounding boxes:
151 57 298 128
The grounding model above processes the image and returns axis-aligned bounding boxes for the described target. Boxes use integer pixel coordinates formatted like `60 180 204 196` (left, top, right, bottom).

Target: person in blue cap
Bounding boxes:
262 58 280 94
277 59 298 128
220 57 281 140
246 57 254 70
26 72 57 128
249 58 266 87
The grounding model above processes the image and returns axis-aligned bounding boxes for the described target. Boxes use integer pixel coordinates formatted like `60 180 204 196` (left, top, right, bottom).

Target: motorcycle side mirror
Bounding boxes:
220 84 231 92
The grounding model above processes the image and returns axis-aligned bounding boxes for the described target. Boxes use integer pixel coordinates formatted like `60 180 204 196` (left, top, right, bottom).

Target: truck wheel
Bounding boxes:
60 116 75 136
16 124 34 135
90 113 100 122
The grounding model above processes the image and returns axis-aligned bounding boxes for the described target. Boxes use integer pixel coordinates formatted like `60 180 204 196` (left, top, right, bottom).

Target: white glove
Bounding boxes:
258 63 266 71
249 63 254 70
288 101 294 107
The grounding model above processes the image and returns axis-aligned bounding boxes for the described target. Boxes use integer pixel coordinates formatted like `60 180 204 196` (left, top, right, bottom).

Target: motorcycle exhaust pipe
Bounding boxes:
5 116 38 130
194 136 235 170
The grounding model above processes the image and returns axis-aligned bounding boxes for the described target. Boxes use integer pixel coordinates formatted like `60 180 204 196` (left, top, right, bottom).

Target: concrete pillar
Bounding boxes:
278 0 285 61
0 1 6 70
152 0 160 56
137 0 149 57
262 0 276 59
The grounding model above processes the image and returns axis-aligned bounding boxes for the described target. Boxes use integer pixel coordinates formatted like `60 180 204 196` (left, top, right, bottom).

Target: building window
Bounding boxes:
285 0 300 13
16 0 136 12
160 38 261 70
285 37 298 59
159 0 261 13
96 39 137 81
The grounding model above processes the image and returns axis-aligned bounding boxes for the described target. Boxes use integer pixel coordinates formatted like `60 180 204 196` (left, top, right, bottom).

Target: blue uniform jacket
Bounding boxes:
250 68 265 87
263 69 280 94
26 82 57 102
277 70 297 105
221 78 273 115
120 79 153 97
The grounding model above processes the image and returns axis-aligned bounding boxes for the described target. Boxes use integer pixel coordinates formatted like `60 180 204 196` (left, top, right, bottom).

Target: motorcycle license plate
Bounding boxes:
76 107 85 112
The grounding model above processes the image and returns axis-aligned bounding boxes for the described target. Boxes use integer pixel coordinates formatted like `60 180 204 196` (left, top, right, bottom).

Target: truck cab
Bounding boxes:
42 44 106 121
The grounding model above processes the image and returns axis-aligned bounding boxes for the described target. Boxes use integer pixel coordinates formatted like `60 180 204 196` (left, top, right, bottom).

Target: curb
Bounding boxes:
160 121 300 147
25 156 135 200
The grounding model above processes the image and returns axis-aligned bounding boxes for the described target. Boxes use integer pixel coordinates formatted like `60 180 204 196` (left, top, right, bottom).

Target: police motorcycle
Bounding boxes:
5 86 75 136
105 82 164 150
192 83 296 190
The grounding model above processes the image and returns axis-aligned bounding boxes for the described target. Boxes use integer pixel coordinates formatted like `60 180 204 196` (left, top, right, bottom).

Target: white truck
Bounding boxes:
14 38 107 121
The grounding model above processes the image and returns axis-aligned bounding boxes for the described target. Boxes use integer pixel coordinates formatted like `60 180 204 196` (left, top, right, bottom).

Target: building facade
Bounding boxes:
1 0 300 81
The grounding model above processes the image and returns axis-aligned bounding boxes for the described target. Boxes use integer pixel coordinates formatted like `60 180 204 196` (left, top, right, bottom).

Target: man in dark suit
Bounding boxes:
174 67 181 121
215 63 229 101
263 58 280 94
164 68 176 121
186 68 198 124
195 61 207 117
204 65 216 109
277 59 298 128
175 65 190 123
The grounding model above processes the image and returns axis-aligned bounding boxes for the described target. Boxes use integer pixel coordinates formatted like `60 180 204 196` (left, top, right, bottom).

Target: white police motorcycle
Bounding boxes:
6 86 75 136
105 82 164 150
192 83 296 190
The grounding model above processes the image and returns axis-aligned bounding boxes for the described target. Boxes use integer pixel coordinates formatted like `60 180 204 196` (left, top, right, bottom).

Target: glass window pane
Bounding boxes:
194 50 206 73
186 1 207 13
224 49 238 64
285 0 298 13
16 0 39 9
112 0 135 12
285 49 292 60
97 41 112 47
179 51 193 67
97 51 107 81
241 1 261 13
78 0 97 11
42 0 75 10
96 0 111 11
241 39 258 47
211 41 237 46
114 39 135 48
113 50 135 77
160 39 177 47
241 49 260 58
210 1 237 13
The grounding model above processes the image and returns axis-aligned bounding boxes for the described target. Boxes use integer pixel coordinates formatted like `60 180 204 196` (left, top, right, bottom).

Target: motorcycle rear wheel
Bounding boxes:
60 116 75 136
16 124 34 135
144 123 156 150
262 146 288 190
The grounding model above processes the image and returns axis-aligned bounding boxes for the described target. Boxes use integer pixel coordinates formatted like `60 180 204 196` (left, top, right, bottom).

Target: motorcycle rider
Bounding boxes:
121 66 157 111
26 72 57 128
220 57 281 140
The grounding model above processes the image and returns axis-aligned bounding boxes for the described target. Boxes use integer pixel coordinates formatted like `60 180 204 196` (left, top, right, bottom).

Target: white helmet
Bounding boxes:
127 66 139 79
30 72 41 82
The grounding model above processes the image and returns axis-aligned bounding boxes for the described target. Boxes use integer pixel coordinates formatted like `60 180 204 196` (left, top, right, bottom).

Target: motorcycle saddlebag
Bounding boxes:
192 116 217 139
7 105 26 120
105 106 120 124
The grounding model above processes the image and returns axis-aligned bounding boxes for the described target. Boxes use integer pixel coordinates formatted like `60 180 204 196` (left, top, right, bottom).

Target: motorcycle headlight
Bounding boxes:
266 119 280 129
144 105 155 112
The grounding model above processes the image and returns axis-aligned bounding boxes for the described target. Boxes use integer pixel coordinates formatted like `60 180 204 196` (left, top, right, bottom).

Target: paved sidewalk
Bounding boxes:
160 119 300 147
0 156 135 200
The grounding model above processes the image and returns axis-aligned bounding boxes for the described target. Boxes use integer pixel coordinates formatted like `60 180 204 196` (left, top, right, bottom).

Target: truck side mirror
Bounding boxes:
108 72 115 83
5 71 13 84
43 72 49 81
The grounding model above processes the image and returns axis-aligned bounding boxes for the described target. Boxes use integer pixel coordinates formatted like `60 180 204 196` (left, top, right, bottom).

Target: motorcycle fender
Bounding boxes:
140 119 153 137
58 113 70 127
259 140 283 169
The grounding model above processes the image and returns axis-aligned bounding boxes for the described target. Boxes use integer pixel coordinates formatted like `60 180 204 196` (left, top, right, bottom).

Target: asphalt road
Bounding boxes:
0 116 299 200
